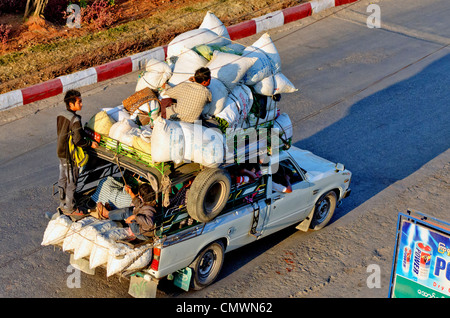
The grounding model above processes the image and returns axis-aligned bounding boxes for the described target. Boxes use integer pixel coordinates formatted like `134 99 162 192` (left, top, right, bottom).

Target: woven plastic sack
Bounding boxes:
203 78 229 116
168 49 208 86
151 117 185 163
206 51 257 90
107 244 153 277
167 28 229 61
252 72 298 96
73 220 116 260
135 59 172 91
86 111 115 136
89 227 131 269
41 215 72 246
199 11 231 44
179 122 224 167
61 217 96 251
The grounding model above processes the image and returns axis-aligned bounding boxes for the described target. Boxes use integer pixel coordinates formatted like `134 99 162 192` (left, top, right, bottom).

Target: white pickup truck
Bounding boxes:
44 126 351 297
43 117 352 297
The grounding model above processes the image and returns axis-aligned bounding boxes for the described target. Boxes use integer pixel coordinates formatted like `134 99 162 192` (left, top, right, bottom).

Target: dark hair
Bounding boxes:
194 67 211 84
138 183 155 202
64 90 81 110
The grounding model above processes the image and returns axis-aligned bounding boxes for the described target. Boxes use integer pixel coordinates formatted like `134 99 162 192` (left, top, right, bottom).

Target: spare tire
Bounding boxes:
186 168 231 223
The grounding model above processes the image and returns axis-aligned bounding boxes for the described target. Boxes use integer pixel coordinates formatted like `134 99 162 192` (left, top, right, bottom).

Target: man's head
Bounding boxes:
138 183 155 203
64 90 82 111
193 67 211 87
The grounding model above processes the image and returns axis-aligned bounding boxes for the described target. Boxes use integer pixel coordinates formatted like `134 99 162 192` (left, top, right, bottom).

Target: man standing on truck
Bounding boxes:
56 89 98 219
161 67 212 123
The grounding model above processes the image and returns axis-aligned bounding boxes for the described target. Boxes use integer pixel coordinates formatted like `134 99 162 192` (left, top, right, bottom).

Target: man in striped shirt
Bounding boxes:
162 67 212 123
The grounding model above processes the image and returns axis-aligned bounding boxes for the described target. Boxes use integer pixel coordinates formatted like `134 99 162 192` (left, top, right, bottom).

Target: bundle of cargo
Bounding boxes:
84 11 296 169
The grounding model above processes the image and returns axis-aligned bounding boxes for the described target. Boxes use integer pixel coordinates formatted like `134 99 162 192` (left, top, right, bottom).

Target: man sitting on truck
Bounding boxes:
96 183 158 241
161 67 212 123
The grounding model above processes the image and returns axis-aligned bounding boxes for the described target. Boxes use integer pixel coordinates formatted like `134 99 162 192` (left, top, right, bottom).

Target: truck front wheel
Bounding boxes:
309 191 337 230
189 241 225 290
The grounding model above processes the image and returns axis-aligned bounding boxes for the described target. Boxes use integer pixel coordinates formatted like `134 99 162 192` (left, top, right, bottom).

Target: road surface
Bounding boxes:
0 0 448 301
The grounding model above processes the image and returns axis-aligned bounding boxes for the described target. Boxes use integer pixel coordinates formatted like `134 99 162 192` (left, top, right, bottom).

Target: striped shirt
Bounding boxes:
164 81 212 123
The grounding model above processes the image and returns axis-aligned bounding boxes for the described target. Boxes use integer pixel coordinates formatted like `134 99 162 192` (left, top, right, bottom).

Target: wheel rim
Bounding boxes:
198 250 216 282
315 198 330 223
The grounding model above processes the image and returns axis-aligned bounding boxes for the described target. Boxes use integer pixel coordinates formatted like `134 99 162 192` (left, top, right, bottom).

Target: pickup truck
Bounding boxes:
44 123 351 298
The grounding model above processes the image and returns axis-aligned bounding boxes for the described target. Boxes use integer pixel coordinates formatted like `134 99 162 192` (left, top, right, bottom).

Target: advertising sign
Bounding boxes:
389 210 450 298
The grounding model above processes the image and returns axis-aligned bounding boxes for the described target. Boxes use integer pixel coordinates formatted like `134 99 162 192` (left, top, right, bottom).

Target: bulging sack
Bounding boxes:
86 111 115 136
179 122 224 166
42 215 72 246
151 117 185 163
242 33 281 85
206 51 257 90
203 78 229 116
199 11 231 44
215 84 253 129
107 244 153 277
167 28 229 61
252 72 298 96
168 49 208 86
135 59 172 91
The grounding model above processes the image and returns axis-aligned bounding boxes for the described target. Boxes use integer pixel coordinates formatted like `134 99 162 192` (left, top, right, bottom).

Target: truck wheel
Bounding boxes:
310 191 337 231
189 241 225 290
186 168 231 223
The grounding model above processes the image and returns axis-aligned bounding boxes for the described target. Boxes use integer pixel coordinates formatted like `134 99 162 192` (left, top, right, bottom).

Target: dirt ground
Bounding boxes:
0 0 301 94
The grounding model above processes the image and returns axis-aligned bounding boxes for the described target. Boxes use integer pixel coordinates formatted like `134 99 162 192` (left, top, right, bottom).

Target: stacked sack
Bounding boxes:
84 11 296 165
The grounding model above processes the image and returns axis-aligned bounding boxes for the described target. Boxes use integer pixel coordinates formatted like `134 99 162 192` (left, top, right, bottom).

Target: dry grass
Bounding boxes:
0 0 302 94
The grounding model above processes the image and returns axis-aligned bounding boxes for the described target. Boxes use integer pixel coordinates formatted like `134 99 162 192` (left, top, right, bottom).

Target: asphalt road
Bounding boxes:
0 0 448 301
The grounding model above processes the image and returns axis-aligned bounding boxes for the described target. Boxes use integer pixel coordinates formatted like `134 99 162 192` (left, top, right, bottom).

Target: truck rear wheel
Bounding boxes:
186 168 231 223
309 191 337 230
189 241 225 290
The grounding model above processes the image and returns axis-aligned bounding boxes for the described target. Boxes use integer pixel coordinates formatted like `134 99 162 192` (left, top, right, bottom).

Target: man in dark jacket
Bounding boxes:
57 90 98 218
96 183 158 241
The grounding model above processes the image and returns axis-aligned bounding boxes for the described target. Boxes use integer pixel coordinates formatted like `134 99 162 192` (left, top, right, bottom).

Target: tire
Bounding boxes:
309 191 337 230
189 241 225 290
186 168 231 223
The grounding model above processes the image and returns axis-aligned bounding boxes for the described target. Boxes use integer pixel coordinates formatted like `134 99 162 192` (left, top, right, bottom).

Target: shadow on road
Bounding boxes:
294 52 450 222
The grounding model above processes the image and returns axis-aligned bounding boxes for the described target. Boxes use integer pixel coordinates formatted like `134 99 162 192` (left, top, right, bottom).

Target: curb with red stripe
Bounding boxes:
0 0 358 111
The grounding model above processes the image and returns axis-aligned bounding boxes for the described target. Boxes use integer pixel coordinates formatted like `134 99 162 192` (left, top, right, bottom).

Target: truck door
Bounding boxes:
264 158 312 235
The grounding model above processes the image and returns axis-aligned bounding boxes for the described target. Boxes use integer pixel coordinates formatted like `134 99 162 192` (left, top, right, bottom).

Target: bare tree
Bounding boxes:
24 0 49 19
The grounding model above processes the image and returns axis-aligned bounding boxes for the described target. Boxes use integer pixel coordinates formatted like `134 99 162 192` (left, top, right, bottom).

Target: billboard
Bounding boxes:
389 210 450 298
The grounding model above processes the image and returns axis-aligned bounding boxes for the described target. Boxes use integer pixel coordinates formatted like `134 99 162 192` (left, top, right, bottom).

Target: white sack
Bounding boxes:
42 215 72 246
199 11 231 44
151 117 185 163
242 33 281 85
168 49 208 86
206 51 257 90
215 84 253 129
89 228 131 269
61 217 96 251
73 220 116 261
274 112 293 141
245 33 281 75
109 119 140 146
102 105 130 122
107 244 153 277
252 72 298 96
167 28 229 61
179 122 224 166
135 59 172 91
203 78 229 116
